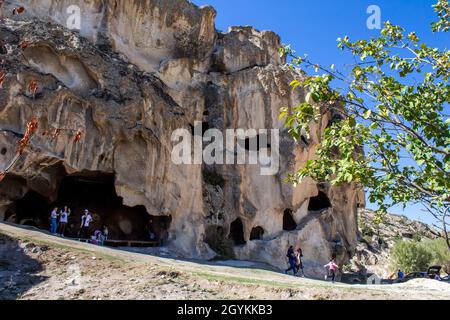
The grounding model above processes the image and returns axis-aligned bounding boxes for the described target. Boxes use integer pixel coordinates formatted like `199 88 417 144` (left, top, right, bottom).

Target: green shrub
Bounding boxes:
391 240 433 273
422 238 450 272
360 224 374 238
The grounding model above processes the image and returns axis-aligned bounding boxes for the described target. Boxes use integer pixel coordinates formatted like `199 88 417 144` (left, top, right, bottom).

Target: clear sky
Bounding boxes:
192 0 449 225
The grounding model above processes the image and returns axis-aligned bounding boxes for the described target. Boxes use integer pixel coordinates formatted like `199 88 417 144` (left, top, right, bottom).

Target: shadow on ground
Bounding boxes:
0 233 47 300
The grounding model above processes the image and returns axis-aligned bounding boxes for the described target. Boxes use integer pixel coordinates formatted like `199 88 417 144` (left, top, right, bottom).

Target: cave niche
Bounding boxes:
4 191 50 229
283 209 297 231
229 218 246 246
250 226 264 240
308 191 332 211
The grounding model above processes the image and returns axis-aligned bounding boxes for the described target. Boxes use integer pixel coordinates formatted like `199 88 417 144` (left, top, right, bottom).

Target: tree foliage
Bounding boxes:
424 238 450 270
280 0 450 248
391 240 434 273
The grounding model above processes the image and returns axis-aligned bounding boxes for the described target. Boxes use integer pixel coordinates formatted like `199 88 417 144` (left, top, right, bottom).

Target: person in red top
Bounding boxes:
324 257 339 283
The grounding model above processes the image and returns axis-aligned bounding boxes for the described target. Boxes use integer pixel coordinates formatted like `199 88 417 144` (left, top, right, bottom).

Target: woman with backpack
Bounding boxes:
284 246 297 276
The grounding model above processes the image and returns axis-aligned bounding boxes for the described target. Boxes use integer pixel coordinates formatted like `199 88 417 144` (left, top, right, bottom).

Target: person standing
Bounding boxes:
99 225 109 246
79 209 93 239
58 206 71 237
285 246 297 276
324 257 339 283
49 207 59 234
397 270 405 281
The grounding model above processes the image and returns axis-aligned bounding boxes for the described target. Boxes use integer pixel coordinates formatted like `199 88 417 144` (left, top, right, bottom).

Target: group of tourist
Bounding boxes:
285 245 339 282
49 207 107 244
284 245 305 277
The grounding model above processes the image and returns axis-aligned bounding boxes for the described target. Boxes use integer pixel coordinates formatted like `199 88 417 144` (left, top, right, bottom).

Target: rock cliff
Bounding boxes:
346 209 441 278
0 0 364 277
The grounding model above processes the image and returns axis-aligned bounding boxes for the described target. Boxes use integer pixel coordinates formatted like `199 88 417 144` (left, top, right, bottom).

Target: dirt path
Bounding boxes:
1 223 449 300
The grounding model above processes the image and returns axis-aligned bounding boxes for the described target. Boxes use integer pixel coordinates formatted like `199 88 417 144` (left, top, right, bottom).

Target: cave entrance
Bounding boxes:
146 215 172 246
308 191 332 211
283 209 297 231
229 218 246 246
5 172 171 245
250 226 264 240
4 191 51 229
54 172 161 242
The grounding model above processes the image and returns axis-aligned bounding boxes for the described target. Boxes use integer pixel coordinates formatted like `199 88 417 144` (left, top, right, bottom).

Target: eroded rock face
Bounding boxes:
346 209 441 279
0 0 364 276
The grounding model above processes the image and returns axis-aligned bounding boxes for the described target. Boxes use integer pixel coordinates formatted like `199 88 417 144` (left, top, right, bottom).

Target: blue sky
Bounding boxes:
192 0 449 225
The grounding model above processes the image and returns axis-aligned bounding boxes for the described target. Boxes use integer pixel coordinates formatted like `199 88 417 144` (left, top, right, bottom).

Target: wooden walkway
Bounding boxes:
75 238 160 247
104 239 160 247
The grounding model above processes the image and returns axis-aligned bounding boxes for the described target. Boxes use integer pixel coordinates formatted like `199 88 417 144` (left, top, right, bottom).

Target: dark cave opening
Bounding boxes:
4 191 51 229
250 226 264 241
308 191 332 211
204 225 233 258
229 218 246 246
4 172 171 244
283 209 297 231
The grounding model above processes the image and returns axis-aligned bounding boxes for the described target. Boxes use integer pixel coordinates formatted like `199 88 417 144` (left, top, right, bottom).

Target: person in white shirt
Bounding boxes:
79 209 93 239
58 206 71 237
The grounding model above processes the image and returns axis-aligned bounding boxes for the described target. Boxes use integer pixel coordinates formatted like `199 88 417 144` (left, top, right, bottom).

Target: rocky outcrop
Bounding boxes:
0 0 364 277
346 209 440 278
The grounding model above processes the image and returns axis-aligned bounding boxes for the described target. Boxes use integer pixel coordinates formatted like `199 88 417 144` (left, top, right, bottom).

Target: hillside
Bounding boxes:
347 209 442 278
1 222 449 300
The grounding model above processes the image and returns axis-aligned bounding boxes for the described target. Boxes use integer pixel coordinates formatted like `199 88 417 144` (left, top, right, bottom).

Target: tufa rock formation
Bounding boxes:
0 0 365 277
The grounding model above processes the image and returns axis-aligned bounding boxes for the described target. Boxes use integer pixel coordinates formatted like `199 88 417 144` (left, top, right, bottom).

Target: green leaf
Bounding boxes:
363 110 372 120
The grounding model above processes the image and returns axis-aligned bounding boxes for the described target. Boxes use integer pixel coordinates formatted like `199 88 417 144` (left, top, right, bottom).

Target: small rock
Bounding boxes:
24 243 36 249
31 247 41 254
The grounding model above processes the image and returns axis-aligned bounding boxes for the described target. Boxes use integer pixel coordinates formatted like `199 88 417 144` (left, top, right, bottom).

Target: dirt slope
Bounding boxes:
0 223 449 300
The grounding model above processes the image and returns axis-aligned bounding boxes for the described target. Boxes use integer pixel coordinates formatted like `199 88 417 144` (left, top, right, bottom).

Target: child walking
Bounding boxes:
324 257 339 283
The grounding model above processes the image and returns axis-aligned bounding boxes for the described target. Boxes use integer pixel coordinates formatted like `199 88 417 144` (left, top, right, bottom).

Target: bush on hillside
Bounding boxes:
391 240 433 273
423 238 450 273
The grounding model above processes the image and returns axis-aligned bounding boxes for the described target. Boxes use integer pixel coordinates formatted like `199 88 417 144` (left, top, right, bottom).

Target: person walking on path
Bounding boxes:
324 257 339 283
58 206 70 237
295 248 305 277
49 207 59 234
285 246 297 276
79 209 93 239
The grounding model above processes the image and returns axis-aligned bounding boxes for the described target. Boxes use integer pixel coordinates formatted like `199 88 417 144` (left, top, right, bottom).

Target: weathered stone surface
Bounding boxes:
0 0 364 277
4 0 217 73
